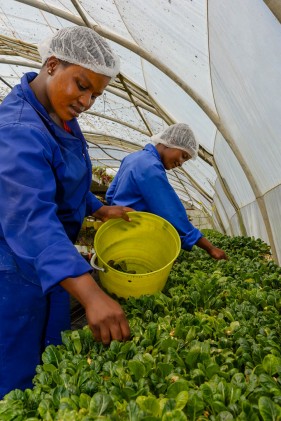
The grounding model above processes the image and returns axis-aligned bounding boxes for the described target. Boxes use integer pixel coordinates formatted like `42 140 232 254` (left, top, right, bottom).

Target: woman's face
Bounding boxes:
160 146 191 170
45 59 111 121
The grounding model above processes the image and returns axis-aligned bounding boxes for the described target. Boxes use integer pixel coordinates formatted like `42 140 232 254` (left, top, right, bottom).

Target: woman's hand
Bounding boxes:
85 287 130 344
60 273 130 344
196 237 228 260
207 246 228 260
93 205 134 222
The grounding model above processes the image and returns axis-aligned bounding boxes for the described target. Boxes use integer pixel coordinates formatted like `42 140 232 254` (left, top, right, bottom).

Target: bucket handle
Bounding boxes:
90 252 105 272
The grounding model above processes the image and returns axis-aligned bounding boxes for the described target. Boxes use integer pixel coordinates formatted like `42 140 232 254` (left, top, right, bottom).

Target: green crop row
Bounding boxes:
1 232 281 420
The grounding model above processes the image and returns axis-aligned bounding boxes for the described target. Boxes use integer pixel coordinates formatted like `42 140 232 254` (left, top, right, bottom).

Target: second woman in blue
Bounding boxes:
106 124 227 259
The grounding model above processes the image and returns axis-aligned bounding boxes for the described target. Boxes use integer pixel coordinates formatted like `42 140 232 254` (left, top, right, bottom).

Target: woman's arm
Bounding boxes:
195 237 227 260
60 273 130 344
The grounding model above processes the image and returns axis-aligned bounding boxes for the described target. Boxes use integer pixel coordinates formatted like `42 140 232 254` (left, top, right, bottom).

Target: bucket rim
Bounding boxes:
94 211 181 276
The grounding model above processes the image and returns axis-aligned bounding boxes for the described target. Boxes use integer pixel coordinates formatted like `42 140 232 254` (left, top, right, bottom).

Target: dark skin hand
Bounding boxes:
94 205 134 222
196 237 228 260
61 273 130 344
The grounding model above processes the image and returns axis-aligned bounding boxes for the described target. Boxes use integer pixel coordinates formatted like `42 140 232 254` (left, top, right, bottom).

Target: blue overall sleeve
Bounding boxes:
0 123 91 293
86 191 103 215
136 162 203 250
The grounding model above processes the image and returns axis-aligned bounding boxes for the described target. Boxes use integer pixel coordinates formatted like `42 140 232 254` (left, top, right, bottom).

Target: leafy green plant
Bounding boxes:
1 233 281 420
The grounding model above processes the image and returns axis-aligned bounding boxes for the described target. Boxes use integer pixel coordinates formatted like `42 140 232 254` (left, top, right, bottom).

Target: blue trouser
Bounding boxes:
0 269 70 399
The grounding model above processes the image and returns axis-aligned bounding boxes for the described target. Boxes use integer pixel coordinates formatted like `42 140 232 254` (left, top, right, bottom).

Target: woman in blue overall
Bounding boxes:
106 124 227 260
0 26 133 398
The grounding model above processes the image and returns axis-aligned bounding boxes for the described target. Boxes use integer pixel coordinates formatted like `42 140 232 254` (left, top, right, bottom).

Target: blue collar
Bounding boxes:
144 143 162 161
21 72 52 123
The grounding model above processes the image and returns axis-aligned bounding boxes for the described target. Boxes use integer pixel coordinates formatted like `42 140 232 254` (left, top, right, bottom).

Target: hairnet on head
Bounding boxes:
38 26 120 79
151 123 199 160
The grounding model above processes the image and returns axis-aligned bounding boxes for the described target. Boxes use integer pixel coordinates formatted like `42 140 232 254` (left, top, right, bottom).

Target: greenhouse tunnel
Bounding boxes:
2 1 281 418
0 0 281 261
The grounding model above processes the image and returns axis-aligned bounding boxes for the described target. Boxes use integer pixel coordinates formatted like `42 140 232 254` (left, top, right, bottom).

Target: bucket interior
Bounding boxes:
95 212 180 275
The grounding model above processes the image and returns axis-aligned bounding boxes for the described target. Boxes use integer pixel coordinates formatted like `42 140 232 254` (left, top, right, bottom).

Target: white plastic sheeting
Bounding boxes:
213 194 231 236
240 202 269 244
209 0 281 260
115 0 217 114
142 62 216 154
0 0 281 261
214 134 256 209
209 0 281 194
214 132 270 244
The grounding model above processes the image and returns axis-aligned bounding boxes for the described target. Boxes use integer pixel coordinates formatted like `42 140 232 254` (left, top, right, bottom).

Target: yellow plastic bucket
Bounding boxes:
91 212 181 299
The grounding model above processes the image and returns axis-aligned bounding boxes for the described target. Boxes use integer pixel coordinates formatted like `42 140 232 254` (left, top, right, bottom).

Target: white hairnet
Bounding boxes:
151 123 199 160
38 26 120 79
